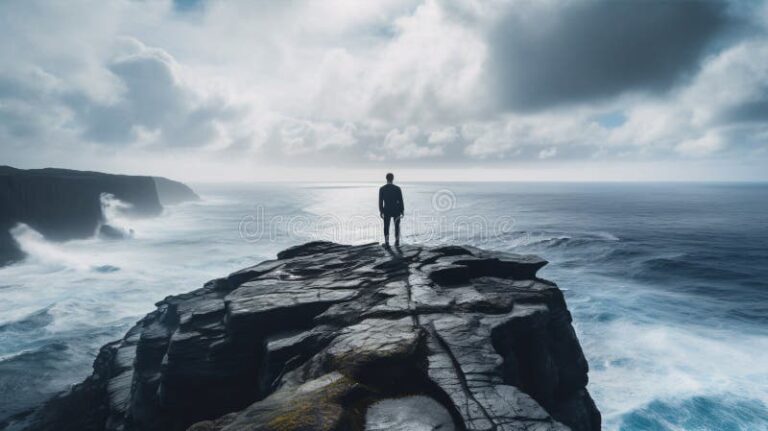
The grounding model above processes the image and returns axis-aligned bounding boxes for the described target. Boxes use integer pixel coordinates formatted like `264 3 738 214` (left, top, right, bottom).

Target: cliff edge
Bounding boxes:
0 166 198 265
17 241 600 431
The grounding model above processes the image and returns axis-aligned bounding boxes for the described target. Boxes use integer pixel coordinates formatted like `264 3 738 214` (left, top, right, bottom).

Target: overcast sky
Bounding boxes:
1 0 767 182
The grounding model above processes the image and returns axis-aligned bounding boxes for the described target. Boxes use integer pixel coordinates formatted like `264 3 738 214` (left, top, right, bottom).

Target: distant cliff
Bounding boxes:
0 166 198 265
16 241 600 431
153 176 199 206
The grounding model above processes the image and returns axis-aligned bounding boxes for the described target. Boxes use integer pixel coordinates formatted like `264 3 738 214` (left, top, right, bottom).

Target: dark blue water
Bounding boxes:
1 182 766 430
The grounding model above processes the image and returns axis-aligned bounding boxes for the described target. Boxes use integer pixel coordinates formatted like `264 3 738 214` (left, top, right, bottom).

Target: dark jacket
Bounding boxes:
379 184 404 216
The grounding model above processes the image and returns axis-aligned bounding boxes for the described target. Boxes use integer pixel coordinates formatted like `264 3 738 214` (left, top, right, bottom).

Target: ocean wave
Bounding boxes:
584 315 768 430
0 307 53 334
634 257 752 282
504 230 620 249
7 223 131 273
0 341 74 425
619 395 768 431
0 342 67 364
9 224 88 270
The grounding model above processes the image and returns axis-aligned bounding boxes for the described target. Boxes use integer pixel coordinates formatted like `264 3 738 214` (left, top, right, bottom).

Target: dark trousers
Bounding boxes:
383 215 401 239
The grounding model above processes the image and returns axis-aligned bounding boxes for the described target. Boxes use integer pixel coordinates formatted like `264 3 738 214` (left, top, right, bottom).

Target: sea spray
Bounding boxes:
9 224 90 270
97 193 134 239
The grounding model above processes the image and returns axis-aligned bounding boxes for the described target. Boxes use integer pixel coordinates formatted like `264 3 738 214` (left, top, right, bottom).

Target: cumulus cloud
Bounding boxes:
72 38 239 147
277 119 358 156
0 2 243 157
538 147 558 160
462 115 605 160
0 0 767 180
428 127 459 145
376 126 444 159
676 133 724 157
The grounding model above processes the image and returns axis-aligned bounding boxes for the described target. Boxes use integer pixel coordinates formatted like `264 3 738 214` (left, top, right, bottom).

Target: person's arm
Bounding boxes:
398 187 404 216
379 187 384 216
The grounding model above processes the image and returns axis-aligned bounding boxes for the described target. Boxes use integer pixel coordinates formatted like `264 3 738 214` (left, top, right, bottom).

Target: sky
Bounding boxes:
1 0 767 182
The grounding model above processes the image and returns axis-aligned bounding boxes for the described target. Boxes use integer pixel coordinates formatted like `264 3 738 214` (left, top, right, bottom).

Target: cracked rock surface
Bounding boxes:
20 242 600 431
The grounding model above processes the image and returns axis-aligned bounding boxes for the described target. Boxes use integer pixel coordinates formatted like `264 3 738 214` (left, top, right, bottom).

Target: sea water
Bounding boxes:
0 182 766 430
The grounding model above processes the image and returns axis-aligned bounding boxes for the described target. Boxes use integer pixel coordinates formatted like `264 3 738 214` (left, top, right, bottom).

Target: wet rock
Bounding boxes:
365 395 456 431
98 224 133 240
19 241 600 431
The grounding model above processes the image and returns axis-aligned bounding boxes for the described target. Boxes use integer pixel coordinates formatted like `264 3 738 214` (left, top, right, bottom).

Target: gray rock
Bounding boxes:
98 224 133 240
365 395 456 431
18 241 600 431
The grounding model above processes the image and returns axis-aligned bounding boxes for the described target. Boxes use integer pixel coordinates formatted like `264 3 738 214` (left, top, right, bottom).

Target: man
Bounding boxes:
378 172 404 246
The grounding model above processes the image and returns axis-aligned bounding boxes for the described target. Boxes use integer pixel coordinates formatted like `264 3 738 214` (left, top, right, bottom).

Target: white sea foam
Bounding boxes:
97 193 135 239
586 318 768 429
10 224 93 271
99 193 132 225
563 269 768 430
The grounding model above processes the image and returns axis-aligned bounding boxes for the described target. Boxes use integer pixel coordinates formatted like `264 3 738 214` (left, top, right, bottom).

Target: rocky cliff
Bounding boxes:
153 177 200 206
17 241 600 431
0 166 197 265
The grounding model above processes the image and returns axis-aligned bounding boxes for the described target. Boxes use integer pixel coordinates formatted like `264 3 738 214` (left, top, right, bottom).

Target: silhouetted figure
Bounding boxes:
379 173 404 246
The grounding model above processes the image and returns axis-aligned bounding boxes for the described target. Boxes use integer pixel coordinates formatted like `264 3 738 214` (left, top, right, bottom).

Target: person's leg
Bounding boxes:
383 215 391 244
394 216 401 245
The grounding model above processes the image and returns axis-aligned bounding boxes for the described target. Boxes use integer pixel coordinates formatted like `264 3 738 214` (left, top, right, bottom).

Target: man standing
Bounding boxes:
379 173 404 246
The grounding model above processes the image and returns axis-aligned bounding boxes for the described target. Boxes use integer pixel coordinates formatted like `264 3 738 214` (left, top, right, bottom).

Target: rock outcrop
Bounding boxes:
17 242 600 431
0 166 198 265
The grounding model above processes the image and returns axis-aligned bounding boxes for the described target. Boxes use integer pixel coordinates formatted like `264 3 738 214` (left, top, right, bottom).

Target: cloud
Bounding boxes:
488 0 733 111
462 115 606 160
71 38 239 147
0 2 243 155
0 0 767 181
538 147 557 159
695 39 768 125
602 33 768 160
676 133 724 157
377 126 444 159
428 127 459 145
277 119 358 156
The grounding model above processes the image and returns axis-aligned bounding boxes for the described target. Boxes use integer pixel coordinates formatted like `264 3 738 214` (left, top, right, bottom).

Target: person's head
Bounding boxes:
386 173 394 183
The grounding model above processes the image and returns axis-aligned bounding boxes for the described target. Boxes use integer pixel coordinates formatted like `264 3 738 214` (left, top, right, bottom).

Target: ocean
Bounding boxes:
0 182 766 430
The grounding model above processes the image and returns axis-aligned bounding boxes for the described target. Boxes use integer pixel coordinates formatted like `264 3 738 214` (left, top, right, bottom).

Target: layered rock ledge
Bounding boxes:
19 242 600 431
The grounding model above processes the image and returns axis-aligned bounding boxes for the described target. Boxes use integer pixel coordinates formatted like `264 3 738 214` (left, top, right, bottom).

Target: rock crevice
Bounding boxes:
17 241 600 431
